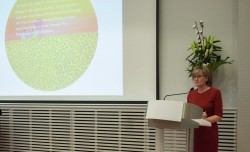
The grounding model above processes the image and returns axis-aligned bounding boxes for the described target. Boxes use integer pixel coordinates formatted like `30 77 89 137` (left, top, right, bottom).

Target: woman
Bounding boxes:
187 66 223 152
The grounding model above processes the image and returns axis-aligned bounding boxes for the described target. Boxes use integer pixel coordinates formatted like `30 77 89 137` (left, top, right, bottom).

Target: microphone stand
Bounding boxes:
163 92 187 100
163 88 194 100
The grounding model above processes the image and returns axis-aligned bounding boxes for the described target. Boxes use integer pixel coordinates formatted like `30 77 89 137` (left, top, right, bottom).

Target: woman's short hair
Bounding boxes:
191 66 211 85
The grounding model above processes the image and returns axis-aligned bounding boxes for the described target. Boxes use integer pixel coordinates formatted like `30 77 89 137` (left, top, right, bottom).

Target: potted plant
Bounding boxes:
186 20 234 85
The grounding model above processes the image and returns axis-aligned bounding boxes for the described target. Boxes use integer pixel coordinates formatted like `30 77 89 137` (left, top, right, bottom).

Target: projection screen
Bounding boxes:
0 0 156 101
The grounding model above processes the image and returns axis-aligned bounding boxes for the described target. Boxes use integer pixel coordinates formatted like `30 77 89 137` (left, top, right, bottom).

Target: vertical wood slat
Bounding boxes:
0 104 237 152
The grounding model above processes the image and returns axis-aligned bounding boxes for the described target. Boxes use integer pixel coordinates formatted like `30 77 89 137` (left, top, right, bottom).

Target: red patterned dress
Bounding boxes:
187 87 223 152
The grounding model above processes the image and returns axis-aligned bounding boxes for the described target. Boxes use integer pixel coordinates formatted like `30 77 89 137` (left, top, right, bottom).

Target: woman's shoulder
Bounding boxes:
209 87 221 92
209 87 222 95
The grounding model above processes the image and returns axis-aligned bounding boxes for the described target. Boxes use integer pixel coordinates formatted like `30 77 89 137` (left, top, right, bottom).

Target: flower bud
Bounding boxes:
202 45 205 51
204 49 209 59
209 46 213 54
200 20 204 26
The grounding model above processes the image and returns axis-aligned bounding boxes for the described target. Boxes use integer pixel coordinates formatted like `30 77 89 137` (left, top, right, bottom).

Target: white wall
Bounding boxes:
237 0 250 151
159 0 238 108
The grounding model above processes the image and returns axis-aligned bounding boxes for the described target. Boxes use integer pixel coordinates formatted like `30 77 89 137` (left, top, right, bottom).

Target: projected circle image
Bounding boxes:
5 0 98 91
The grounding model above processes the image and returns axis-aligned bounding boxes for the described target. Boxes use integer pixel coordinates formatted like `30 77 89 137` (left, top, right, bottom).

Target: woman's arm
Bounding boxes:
203 113 222 123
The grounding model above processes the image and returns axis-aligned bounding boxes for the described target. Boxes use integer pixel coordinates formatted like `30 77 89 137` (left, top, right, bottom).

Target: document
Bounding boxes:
192 119 211 127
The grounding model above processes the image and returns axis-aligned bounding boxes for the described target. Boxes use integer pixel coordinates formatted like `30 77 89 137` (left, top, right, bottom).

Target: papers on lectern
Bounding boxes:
192 119 211 127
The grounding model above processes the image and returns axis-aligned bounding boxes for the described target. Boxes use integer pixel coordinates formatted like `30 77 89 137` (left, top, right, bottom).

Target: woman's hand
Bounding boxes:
202 111 207 119
202 112 222 123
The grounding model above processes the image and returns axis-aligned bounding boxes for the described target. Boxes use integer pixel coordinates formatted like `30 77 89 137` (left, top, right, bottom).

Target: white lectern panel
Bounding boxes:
146 100 183 122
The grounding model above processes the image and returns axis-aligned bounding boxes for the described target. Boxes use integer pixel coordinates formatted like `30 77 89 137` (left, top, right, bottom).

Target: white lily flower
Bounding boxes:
202 63 208 66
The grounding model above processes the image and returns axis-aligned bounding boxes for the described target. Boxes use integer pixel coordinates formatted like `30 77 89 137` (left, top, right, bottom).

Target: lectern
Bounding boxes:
146 100 211 152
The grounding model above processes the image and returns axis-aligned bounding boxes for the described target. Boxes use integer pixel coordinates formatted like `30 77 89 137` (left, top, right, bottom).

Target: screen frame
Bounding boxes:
0 0 158 102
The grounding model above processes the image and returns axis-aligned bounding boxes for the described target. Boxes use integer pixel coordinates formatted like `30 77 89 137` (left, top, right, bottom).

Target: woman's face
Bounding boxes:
192 71 208 87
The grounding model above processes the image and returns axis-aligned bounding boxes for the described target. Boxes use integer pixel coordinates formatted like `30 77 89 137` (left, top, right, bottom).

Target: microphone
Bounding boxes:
189 87 194 91
163 87 194 100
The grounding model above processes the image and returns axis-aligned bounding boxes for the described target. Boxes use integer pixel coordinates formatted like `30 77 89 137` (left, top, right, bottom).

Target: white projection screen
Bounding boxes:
0 0 156 101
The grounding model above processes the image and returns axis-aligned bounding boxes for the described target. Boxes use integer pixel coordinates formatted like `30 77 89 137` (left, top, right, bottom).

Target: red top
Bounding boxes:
187 87 223 152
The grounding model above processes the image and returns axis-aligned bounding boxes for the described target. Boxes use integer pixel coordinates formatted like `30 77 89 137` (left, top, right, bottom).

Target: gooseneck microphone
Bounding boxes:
163 87 194 100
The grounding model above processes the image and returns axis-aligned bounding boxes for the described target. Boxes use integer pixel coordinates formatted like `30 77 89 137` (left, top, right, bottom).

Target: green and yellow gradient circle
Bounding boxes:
5 0 98 91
